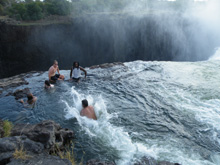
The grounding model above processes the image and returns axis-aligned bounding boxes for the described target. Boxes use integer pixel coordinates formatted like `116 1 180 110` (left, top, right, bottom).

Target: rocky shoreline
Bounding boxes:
0 119 180 165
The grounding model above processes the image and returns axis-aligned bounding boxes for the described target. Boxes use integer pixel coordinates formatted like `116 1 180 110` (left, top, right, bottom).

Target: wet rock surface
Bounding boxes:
0 119 4 138
0 120 74 165
0 136 44 165
11 120 74 150
87 159 116 165
0 71 45 89
90 62 125 69
7 154 71 165
0 75 28 89
134 156 181 165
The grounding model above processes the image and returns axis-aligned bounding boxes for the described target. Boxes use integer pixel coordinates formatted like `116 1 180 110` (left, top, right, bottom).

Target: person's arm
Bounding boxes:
80 67 87 78
57 67 60 74
20 99 24 104
48 68 52 80
70 67 73 78
80 109 85 116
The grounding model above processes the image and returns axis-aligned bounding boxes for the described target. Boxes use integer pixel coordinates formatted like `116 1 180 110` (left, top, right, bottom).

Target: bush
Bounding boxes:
3 120 13 137
8 3 27 20
0 4 4 15
46 0 71 16
13 146 31 160
26 2 43 20
6 0 72 21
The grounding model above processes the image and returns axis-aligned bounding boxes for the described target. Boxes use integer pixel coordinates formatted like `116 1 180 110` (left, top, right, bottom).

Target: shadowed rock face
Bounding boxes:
0 120 74 165
11 120 74 150
0 14 217 78
0 136 72 165
87 159 116 165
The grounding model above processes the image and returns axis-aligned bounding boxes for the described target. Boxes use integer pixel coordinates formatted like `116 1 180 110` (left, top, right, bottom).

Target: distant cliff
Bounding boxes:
0 14 217 78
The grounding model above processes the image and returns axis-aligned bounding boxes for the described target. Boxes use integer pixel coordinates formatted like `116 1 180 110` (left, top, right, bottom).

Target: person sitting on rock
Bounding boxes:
20 93 37 105
70 62 87 83
44 80 54 89
48 60 65 82
80 99 97 120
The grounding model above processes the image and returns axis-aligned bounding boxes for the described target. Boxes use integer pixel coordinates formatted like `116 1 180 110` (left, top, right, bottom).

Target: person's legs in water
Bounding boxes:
72 77 80 83
59 74 65 80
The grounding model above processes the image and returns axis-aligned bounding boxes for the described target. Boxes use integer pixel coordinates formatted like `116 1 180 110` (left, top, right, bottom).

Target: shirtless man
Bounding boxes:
48 60 65 81
80 99 97 120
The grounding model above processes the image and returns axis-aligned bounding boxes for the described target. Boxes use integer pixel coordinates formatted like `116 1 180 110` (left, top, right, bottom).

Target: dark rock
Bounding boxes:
0 136 44 164
0 136 44 153
6 88 30 100
11 120 74 150
134 156 180 165
0 135 71 165
87 159 116 165
90 62 125 69
8 154 72 165
0 75 28 89
0 119 4 138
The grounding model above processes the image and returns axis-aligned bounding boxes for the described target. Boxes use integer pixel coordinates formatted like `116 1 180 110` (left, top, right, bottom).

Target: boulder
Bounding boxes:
0 136 44 164
0 119 4 138
8 154 72 165
0 136 71 165
87 159 115 165
11 120 74 150
0 75 28 89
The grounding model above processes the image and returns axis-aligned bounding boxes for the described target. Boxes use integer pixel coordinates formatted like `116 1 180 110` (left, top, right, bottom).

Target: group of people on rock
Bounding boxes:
48 60 87 84
20 60 97 120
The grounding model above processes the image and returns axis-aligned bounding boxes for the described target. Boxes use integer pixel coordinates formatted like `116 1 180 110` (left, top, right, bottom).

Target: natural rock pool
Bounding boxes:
1 60 220 165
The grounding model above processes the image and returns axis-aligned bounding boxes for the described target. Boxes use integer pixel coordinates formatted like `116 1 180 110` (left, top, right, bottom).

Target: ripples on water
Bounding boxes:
1 60 220 165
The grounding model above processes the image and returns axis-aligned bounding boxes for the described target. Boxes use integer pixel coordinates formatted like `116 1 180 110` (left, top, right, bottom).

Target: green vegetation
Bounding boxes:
0 0 208 21
1 0 72 21
51 141 85 165
52 142 76 165
3 120 13 137
13 146 31 160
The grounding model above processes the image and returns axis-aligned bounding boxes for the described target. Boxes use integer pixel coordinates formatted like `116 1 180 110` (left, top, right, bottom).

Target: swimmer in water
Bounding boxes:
80 99 97 120
20 93 37 105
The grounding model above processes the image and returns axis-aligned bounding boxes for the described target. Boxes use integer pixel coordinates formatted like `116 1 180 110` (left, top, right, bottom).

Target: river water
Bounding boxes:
1 52 220 164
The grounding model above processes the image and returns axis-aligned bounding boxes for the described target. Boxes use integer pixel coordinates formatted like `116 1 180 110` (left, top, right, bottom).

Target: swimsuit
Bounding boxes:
51 74 60 81
72 67 81 81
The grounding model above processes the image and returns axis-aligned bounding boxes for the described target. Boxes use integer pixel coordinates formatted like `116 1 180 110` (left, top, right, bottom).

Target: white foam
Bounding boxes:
209 47 220 61
62 86 218 165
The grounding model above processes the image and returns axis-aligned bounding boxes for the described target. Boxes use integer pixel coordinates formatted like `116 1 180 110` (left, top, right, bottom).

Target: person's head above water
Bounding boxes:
82 99 88 108
73 62 79 68
45 80 50 86
53 60 58 68
27 93 34 101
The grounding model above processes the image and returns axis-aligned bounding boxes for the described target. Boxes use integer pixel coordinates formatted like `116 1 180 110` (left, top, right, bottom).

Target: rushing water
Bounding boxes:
1 52 220 164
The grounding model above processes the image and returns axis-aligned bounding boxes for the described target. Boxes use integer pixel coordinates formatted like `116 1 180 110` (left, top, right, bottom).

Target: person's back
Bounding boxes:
80 99 97 120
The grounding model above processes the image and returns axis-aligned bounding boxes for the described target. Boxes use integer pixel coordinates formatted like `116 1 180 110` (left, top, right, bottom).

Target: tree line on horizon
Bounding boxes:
0 0 72 21
0 0 206 21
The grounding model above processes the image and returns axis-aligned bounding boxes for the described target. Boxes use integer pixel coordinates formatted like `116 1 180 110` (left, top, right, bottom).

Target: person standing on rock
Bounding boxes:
70 62 87 83
48 60 65 82
80 99 97 120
